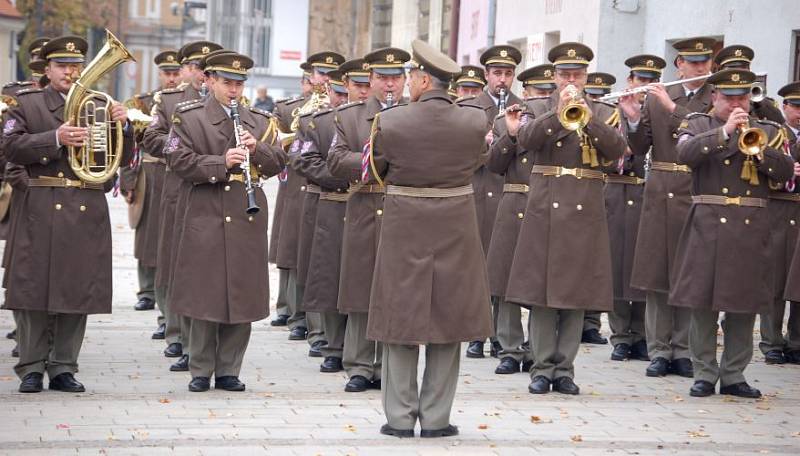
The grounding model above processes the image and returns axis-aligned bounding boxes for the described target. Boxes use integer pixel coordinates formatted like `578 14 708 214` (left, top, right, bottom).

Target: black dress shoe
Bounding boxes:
151 323 166 340
188 376 210 392
646 357 669 377
629 340 650 361
611 343 631 361
134 297 155 311
345 375 370 392
379 423 414 438
581 328 608 345
521 359 533 373
764 349 786 364
669 358 694 378
465 340 485 358
288 326 308 341
320 356 343 373
689 380 716 397
553 376 580 395
720 382 761 398
370 378 381 390
270 314 290 326
528 375 551 394
170 354 189 372
11 344 19 358
164 342 183 358
308 340 325 358
48 373 85 393
19 372 43 393
215 376 246 391
784 350 800 364
494 356 521 374
6 328 16 339
490 340 503 358
421 424 459 438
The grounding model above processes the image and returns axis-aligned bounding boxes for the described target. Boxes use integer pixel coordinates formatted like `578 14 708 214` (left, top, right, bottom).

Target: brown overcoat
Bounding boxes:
327 96 385 314
167 97 286 324
1 85 133 314
366 89 493 345
294 107 349 312
767 128 800 299
628 83 713 293
504 92 625 310
670 114 793 313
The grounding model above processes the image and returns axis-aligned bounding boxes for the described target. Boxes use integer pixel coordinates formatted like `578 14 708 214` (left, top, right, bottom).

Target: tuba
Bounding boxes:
559 84 591 131
64 29 136 184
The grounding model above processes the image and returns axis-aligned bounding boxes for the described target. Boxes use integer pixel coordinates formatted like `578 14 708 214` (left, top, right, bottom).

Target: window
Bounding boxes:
794 31 800 81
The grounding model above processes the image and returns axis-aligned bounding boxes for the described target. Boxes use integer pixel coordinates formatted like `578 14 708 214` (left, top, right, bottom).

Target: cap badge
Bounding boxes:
695 42 704 50
201 46 210 54
500 49 508 58
362 62 370 70
386 53 395 63
731 73 740 82
325 56 334 64
646 59 654 67
734 49 743 57
544 69 552 78
567 49 576 58
467 69 475 77
232 60 241 69
595 77 603 84
65 42 75 52
166 55 175 62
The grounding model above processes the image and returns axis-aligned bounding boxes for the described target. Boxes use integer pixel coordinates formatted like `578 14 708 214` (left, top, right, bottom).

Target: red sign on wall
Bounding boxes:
280 50 302 60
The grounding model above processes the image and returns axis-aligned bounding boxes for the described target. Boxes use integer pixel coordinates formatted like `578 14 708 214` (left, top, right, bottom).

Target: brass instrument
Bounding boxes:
0 94 18 116
738 118 768 186
64 29 136 184
123 98 154 136
559 84 591 131
750 82 765 103
230 99 260 214
290 83 329 132
598 74 712 102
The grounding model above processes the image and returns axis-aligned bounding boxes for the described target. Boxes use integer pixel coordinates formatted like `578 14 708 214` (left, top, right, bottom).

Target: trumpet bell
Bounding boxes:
560 104 591 131
738 126 768 156
750 82 765 103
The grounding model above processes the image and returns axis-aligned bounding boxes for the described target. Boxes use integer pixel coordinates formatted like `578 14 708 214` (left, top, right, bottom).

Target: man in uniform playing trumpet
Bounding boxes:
673 69 793 398
2 35 133 393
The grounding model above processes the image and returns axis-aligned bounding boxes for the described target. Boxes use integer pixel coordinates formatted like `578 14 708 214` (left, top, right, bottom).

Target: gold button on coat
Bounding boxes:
225 216 231 222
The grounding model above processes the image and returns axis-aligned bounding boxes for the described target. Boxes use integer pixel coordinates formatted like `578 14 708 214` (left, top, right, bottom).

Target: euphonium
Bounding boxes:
738 119 768 157
64 29 136 184
559 84 591 131
290 82 329 132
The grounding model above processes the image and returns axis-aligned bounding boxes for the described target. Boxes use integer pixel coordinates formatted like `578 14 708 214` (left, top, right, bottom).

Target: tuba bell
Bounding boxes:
559 84 591 131
64 29 136 184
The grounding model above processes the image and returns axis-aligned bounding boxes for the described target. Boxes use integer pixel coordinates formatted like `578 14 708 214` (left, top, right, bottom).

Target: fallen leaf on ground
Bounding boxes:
570 435 583 442
478 424 489 430
345 424 357 432
530 416 541 423
56 424 69 429
158 398 170 404
688 430 710 438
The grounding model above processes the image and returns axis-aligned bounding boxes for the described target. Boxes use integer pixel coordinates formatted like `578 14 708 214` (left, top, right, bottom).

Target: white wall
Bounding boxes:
456 0 491 65
270 0 309 77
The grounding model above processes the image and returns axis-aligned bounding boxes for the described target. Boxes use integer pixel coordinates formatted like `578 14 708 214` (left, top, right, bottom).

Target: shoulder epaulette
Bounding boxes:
283 96 305 107
3 81 34 89
336 100 364 112
686 112 711 120
161 85 187 95
276 95 301 104
15 88 43 96
523 96 549 101
135 92 152 100
247 105 272 117
755 118 782 129
176 101 203 113
455 95 477 103
312 107 334 118
299 110 316 119
176 98 201 107
593 99 617 110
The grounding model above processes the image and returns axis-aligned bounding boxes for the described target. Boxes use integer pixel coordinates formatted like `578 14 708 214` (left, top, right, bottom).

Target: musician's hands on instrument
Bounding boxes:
724 107 749 136
109 102 128 124
505 104 522 137
124 190 135 204
645 84 676 113
618 92 641 122
225 147 248 169
239 129 257 153
57 121 89 147
485 130 494 145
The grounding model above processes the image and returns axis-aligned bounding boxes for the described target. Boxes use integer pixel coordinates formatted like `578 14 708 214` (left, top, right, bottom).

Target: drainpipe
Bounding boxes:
449 0 460 59
487 0 496 47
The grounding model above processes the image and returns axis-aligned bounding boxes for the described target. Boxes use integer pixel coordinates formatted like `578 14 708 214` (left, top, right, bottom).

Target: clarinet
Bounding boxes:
229 99 261 215
385 91 394 108
200 82 208 98
498 88 507 113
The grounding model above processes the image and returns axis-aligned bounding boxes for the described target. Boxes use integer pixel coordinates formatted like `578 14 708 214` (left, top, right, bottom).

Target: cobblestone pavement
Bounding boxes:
0 181 798 455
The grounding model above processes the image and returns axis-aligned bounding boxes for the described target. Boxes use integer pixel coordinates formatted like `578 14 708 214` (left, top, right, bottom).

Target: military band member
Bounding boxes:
328 47 409 393
714 44 784 124
1 36 49 356
607 54 667 362
142 40 222 370
269 65 312 328
760 81 800 365
578 69 617 347
2 36 133 393
672 69 793 398
504 42 626 395
518 64 557 98
467 44 523 359
293 66 352 370
276 51 343 351
368 39 492 439
627 37 717 378
453 65 486 99
119 50 181 343
584 72 615 101
167 52 286 392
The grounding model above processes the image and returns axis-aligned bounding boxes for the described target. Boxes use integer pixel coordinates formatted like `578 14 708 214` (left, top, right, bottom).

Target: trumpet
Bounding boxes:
750 82 765 103
230 99 261 215
559 84 591 131
738 119 767 157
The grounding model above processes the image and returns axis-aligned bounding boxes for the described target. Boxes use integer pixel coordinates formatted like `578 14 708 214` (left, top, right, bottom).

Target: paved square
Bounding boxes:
0 182 798 455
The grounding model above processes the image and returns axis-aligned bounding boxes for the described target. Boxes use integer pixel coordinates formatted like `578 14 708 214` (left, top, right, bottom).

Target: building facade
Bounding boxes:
0 0 24 87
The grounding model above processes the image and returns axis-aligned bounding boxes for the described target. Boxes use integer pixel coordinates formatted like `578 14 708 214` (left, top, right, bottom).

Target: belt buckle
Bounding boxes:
63 179 75 188
557 167 578 178
522 184 530 192
725 196 741 206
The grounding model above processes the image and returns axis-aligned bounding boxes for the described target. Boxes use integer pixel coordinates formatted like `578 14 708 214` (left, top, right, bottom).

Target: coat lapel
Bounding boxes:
44 86 65 123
